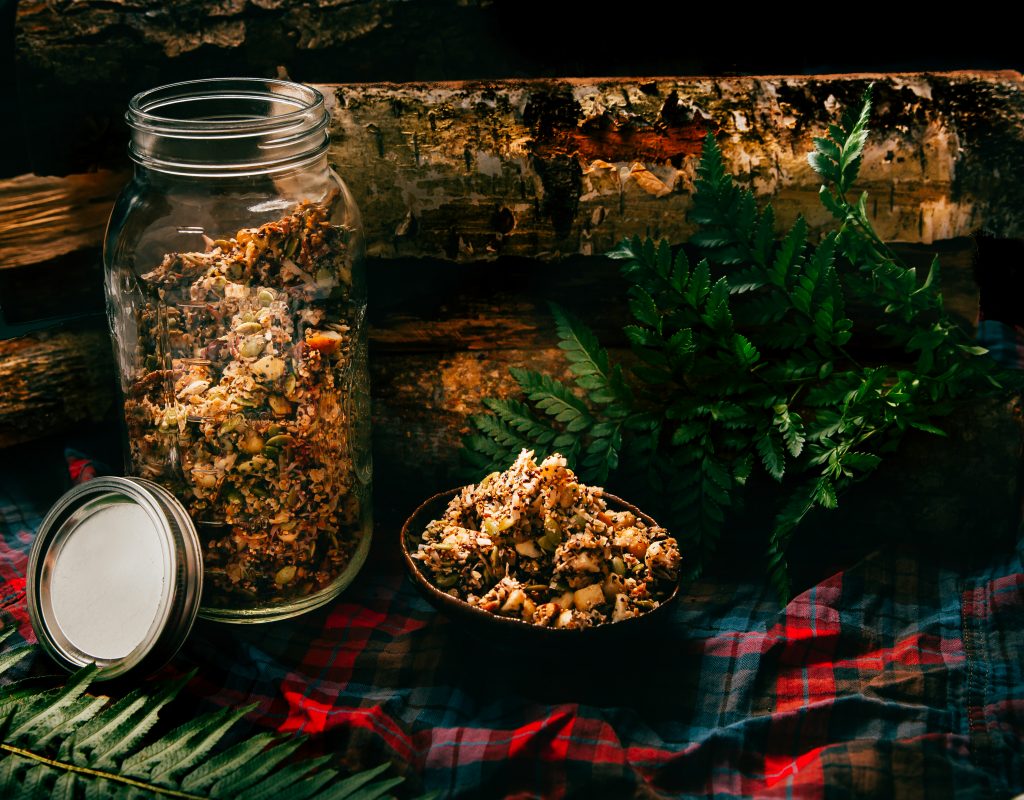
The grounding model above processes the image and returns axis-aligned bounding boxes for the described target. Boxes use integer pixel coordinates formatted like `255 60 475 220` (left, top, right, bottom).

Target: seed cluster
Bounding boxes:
124 191 368 606
414 450 681 628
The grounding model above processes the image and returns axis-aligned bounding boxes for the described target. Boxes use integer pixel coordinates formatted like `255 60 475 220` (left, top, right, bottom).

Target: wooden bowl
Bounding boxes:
399 488 682 648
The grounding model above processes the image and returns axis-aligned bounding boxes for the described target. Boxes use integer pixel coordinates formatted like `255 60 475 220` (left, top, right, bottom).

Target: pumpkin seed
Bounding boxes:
240 432 264 454
191 470 218 489
274 565 297 586
267 395 292 416
252 356 286 382
176 380 209 399
257 288 276 306
235 321 263 335
219 414 244 435
239 336 266 358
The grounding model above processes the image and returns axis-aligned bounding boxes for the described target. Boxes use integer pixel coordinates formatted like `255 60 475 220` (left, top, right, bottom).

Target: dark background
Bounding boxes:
3 0 1023 178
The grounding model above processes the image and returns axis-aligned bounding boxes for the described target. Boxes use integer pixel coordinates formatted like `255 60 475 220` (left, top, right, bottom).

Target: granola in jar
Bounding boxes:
123 190 368 608
413 450 681 628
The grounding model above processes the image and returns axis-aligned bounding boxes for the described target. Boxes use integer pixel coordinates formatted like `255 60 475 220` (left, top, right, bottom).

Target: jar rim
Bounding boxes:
126 78 331 175
128 77 326 134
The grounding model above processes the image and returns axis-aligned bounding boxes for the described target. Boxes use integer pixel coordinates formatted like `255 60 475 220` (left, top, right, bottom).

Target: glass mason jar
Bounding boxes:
104 79 372 622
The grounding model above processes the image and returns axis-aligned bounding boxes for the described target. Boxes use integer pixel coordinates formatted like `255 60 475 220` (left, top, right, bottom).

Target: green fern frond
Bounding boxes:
769 216 807 290
809 84 873 193
756 430 785 481
209 737 307 797
0 646 415 800
461 85 1015 602
178 732 278 794
470 414 537 453
482 397 559 445
509 368 592 431
581 423 623 485
74 675 192 769
549 303 610 385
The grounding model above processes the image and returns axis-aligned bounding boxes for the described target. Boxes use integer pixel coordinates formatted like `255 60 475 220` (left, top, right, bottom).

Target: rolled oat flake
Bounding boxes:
27 477 203 680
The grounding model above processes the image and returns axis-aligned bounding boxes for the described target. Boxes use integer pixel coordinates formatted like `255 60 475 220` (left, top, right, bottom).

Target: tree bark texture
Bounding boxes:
1 73 1021 524
324 73 1024 260
8 74 1024 255
0 326 116 448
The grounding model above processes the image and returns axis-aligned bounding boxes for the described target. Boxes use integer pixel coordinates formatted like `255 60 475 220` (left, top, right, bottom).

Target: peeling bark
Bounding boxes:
6 74 1022 272
322 74 1024 260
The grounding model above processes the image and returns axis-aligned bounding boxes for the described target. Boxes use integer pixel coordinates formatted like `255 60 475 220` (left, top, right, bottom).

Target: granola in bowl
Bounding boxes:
121 191 370 611
409 450 681 629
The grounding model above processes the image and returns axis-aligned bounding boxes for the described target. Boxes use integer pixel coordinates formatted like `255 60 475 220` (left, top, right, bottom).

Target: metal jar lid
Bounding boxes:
27 477 203 680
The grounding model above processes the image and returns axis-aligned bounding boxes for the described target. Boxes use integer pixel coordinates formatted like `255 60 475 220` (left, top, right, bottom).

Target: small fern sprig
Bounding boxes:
464 302 632 486
809 84 997 388
0 631 416 800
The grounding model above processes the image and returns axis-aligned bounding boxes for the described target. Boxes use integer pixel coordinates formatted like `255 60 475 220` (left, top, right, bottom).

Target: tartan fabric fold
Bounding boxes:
2 472 1022 798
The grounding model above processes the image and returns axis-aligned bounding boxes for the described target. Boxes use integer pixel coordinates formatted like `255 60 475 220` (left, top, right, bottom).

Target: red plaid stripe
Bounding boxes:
2 462 1023 798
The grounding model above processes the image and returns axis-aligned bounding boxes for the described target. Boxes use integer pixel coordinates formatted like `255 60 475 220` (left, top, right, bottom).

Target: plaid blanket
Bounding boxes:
1 452 1022 799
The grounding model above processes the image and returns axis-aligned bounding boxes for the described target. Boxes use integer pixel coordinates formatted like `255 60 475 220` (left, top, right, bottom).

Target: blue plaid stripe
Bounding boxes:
977 320 1024 370
2 460 1023 798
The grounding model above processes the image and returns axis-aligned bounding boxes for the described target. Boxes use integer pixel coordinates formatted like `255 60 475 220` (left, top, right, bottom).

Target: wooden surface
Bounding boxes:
0 326 115 448
1 72 1021 518
324 73 1024 259
0 171 126 271
4 74 1022 270
2 72 1019 321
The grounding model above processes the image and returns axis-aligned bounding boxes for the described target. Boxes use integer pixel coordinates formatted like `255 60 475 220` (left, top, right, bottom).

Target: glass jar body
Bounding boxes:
105 149 371 622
